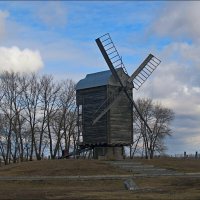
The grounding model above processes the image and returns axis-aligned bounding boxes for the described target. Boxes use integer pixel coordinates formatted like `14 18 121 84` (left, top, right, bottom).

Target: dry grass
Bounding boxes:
0 178 200 200
0 158 200 199
0 159 129 176
135 157 200 172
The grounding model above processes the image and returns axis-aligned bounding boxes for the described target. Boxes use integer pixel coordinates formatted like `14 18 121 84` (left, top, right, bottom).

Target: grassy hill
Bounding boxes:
0 158 200 200
137 157 200 173
0 159 129 176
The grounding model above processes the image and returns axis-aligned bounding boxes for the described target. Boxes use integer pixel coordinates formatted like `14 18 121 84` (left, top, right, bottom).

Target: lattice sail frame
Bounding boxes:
94 33 161 134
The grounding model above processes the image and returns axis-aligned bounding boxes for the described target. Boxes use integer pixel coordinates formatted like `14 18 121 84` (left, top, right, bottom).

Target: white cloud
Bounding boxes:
137 29 200 154
0 46 43 73
0 10 9 39
153 2 200 41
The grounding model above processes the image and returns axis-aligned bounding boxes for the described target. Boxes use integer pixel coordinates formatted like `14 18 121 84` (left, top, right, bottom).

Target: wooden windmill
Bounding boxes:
76 33 161 159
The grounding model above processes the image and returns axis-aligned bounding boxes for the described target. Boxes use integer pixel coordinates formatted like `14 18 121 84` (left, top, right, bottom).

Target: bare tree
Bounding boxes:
59 80 76 155
149 104 174 158
47 80 76 159
0 71 77 164
36 75 61 160
21 74 43 160
0 72 26 164
131 98 174 159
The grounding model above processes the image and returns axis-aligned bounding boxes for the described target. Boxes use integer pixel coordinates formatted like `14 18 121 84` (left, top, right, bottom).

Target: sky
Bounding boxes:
0 1 200 155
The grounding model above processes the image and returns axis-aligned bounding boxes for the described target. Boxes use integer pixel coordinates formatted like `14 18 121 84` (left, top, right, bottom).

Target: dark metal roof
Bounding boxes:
76 68 125 90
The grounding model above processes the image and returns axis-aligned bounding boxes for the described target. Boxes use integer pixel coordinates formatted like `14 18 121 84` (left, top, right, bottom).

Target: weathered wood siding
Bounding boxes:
108 85 133 145
76 67 133 146
76 86 108 145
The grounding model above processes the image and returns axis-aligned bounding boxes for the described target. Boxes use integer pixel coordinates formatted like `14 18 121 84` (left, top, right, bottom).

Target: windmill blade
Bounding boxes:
92 90 124 125
96 43 123 87
94 33 131 125
95 33 153 133
96 34 130 95
95 33 129 84
131 98 152 134
116 86 153 134
92 84 152 133
128 54 161 90
93 84 152 134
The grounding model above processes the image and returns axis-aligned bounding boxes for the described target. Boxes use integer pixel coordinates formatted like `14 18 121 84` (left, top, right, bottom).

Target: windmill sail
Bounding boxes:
95 33 128 76
94 33 161 134
128 54 161 90
92 90 123 125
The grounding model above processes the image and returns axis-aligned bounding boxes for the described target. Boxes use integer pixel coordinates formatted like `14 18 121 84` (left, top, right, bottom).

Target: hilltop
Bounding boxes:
0 158 200 200
0 159 128 177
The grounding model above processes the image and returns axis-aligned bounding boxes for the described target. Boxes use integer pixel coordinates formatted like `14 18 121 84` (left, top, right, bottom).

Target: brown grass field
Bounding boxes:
137 157 200 173
0 158 200 199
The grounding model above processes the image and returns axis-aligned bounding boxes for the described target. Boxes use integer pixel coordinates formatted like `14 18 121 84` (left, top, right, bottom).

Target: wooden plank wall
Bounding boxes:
76 84 133 146
76 86 108 145
108 85 133 144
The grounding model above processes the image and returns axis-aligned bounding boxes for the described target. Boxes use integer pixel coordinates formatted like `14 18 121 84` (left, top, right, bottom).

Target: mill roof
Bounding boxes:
76 68 126 90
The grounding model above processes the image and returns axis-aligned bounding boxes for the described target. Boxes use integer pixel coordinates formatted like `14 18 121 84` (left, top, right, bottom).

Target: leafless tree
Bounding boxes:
47 80 76 159
20 74 42 160
131 98 174 159
35 75 61 160
0 71 78 164
0 72 26 164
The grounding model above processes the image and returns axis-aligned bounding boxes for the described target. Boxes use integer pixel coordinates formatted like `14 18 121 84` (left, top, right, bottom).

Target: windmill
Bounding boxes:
76 33 161 159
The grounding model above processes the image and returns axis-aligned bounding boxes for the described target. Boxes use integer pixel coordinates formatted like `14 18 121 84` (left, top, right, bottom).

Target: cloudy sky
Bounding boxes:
0 1 200 155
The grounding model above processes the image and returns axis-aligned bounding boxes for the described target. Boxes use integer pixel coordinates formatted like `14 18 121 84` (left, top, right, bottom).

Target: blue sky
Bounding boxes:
0 1 200 155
